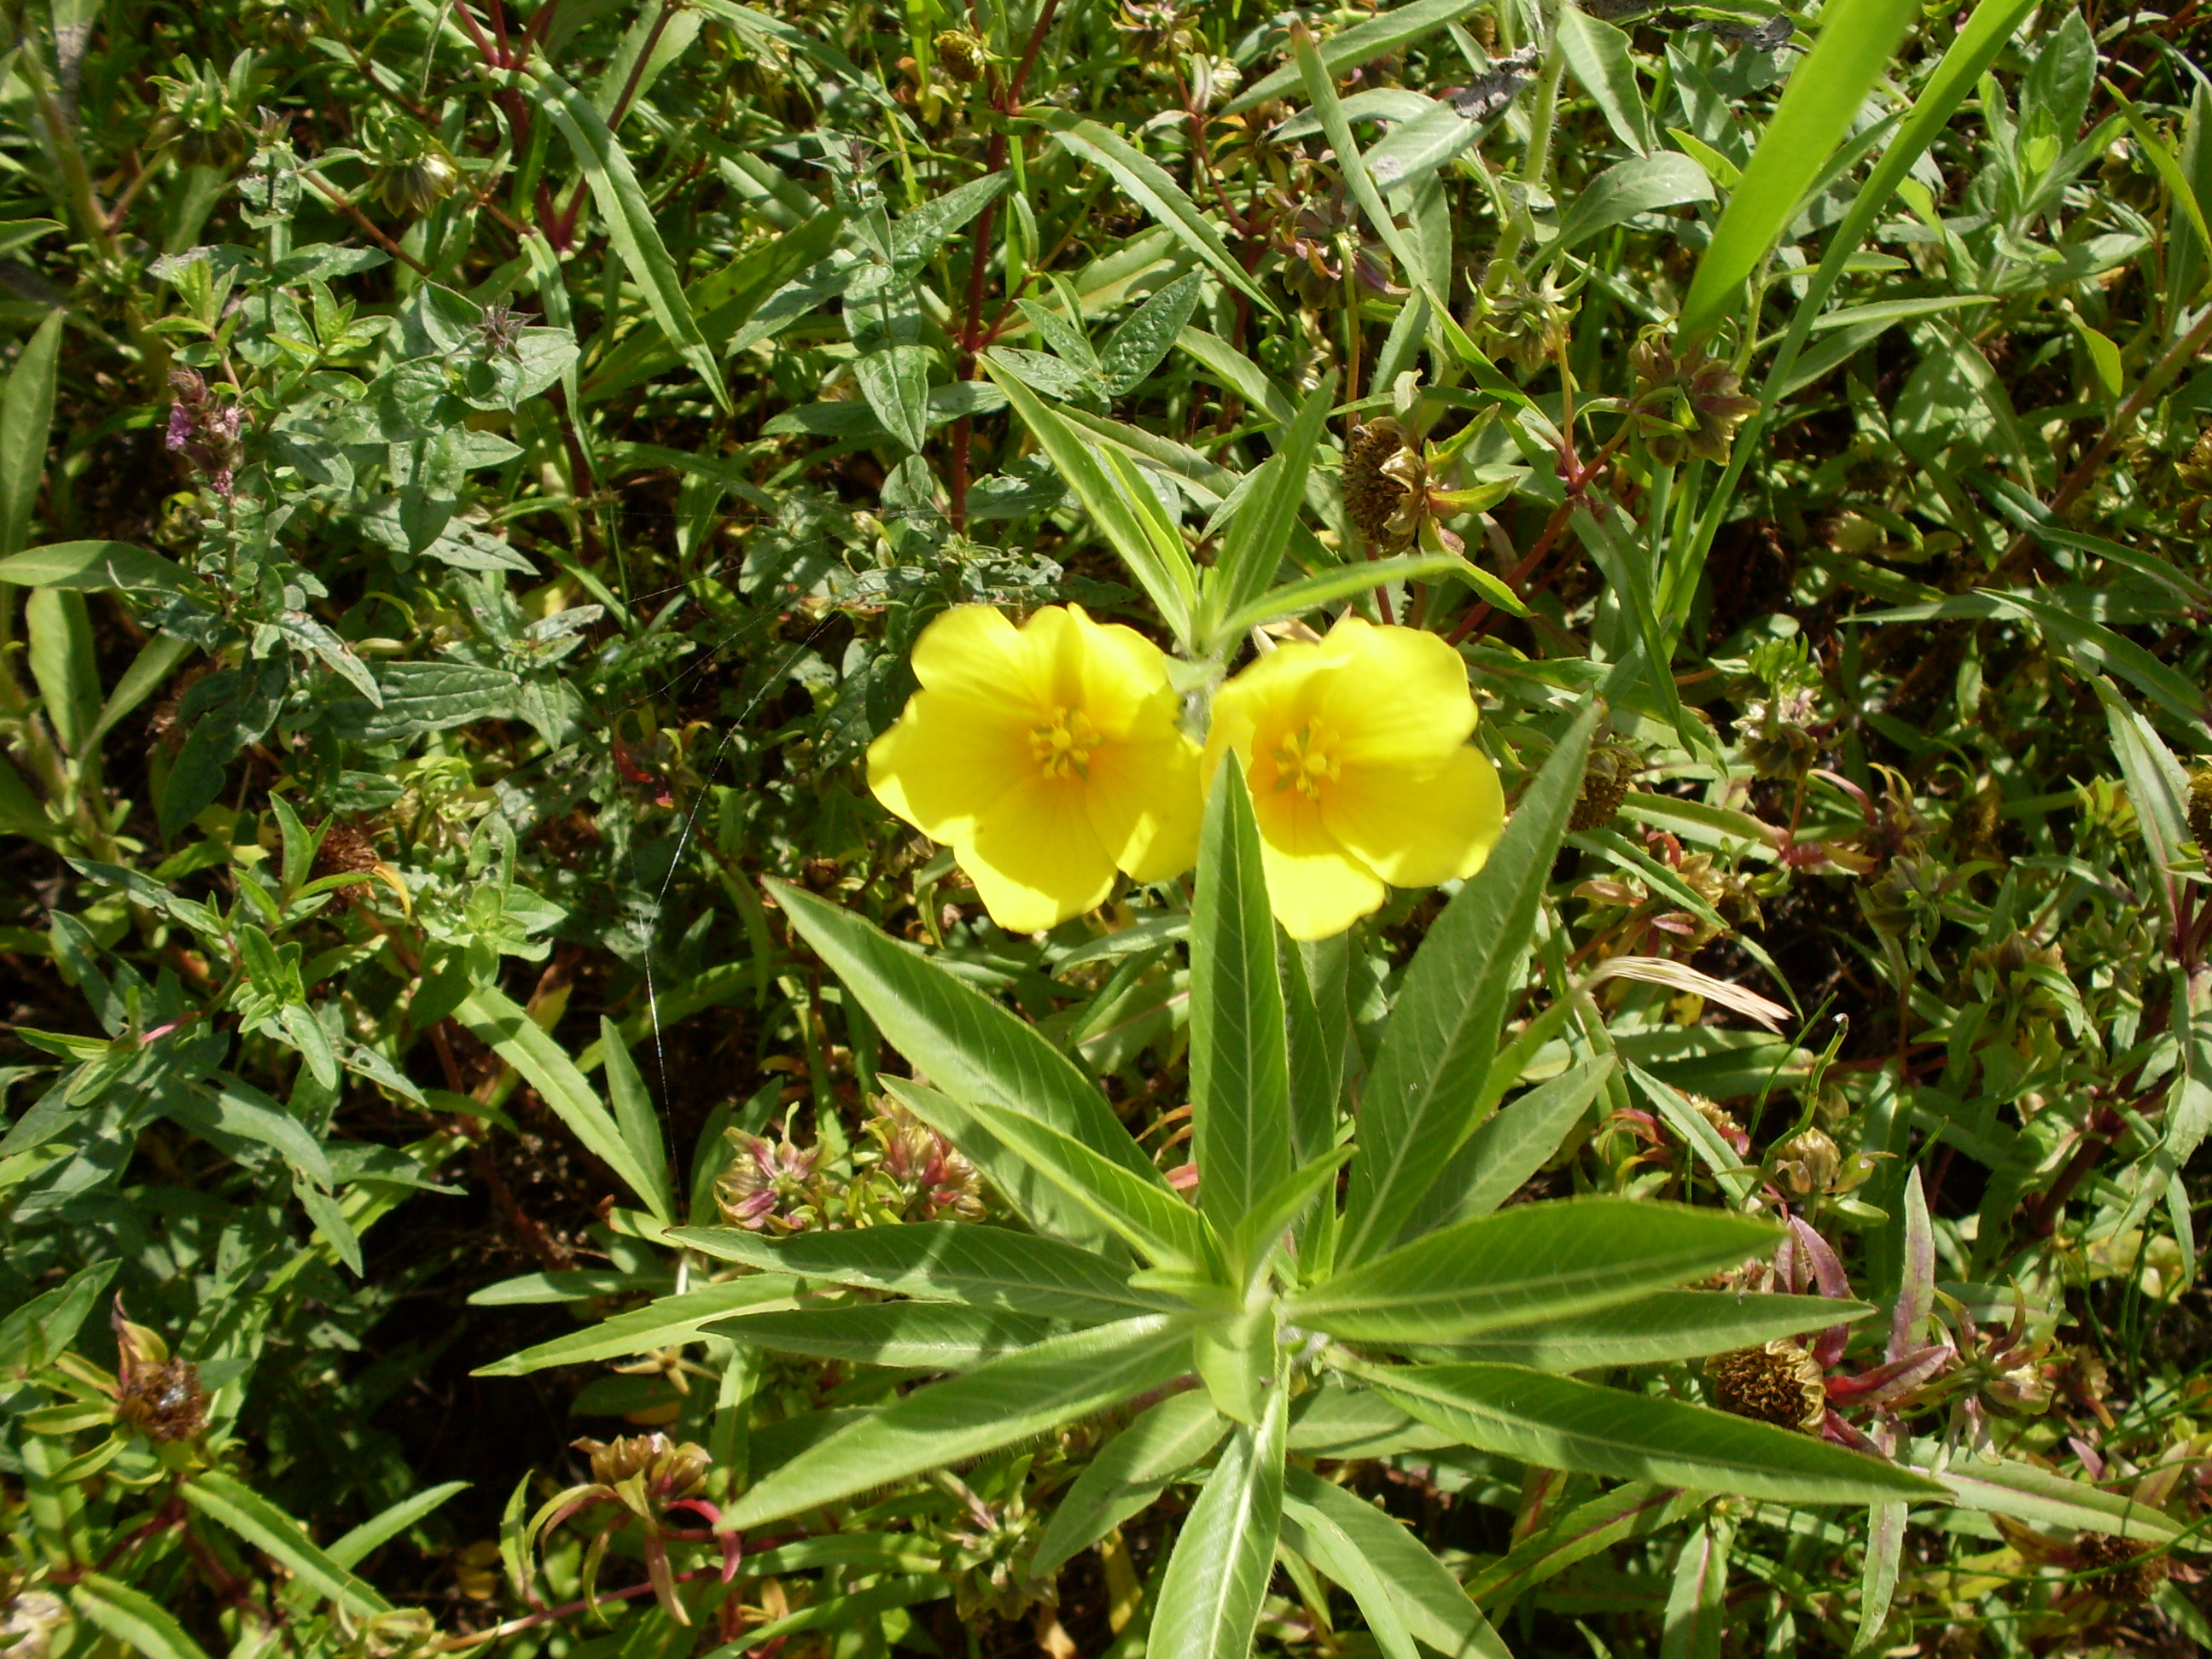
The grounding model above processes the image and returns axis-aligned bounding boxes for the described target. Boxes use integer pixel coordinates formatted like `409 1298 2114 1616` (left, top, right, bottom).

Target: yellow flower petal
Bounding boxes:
866 690 1032 845
1249 783 1387 940
1315 615 1478 766
1086 731 1204 883
1325 743 1505 888
959 773 1118 934
910 604 1039 703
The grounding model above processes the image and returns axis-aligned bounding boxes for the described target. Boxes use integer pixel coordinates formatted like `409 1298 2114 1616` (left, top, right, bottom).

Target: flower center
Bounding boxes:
1031 707 1103 780
1271 722 1340 801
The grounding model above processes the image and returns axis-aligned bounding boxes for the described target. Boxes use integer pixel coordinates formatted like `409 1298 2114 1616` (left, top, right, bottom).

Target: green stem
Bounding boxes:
1483 38 1566 292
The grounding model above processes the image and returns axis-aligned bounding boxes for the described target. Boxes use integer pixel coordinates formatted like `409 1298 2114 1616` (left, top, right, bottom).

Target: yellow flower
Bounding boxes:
1203 615 1504 940
868 604 1202 934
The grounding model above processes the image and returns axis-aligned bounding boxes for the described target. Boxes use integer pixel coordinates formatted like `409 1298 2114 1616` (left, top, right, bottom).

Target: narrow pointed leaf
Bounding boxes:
533 69 731 412
453 987 669 1220
665 1222 1175 1323
474 1278 800 1377
1346 1361 1944 1505
598 1016 675 1223
1678 0 1922 338
1284 1469 1510 1658
723 1317 1192 1529
1397 1056 1613 1242
180 1472 392 1615
708 1304 1051 1369
1430 1292 1874 1373
1293 1198 1774 1343
1190 765 1292 1227
1337 701 1601 1266
1204 374 1335 647
1146 1385 1288 1659
771 882 1156 1184
1229 1145 1352 1287
1031 1391 1228 1576
891 1080 1219 1273
1227 0 1491 113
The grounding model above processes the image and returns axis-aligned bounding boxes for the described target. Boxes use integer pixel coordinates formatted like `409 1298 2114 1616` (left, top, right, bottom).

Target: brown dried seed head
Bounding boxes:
1569 742 1639 833
2074 1532 2168 1604
935 30 987 82
2188 768 2212 861
1342 418 1420 544
1705 1339 1825 1431
312 820 381 881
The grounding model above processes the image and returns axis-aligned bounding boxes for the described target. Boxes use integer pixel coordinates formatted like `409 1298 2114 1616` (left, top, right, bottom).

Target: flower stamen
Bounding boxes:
1271 723 1340 800
1031 707 1103 780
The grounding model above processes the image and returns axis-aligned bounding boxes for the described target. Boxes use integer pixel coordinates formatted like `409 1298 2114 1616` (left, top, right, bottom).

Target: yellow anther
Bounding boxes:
1031 707 1103 779
1271 723 1340 800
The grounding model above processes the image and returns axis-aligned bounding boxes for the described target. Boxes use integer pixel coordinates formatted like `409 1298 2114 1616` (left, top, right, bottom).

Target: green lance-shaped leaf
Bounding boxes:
1031 1390 1229 1577
1432 1293 1872 1373
453 987 670 1222
181 1472 393 1617
1202 373 1335 651
1190 763 1292 1229
1676 0 1923 340
890 1080 1220 1275
771 881 1161 1188
709 1303 1051 1370
1337 701 1601 1266
721 1316 1194 1530
1283 1469 1510 1658
1290 1198 1776 1345
1228 0 1493 113
1911 1445 2186 1541
1463 1482 1701 1607
598 1017 676 1225
1031 109 1275 314
666 1220 1176 1324
474 1278 800 1377
1342 1360 1944 1505
1397 1055 1614 1242
73 1576 214 1659
0 308 63 556
325 1482 470 1571
1147 1383 1289 1659
0 539 189 591
982 359 1199 648
531 68 731 414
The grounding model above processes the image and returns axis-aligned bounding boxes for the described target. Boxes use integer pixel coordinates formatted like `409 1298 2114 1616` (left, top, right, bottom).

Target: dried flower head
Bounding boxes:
1772 1127 1842 1196
1471 266 1572 375
1341 418 1429 547
1705 1339 1825 1431
110 1301 208 1443
313 820 381 881
934 30 987 82
1569 740 1641 832
1631 333 1761 466
2072 1532 2168 1604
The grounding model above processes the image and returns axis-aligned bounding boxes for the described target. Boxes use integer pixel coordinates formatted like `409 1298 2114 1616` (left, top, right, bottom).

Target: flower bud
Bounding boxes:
573 1433 710 1499
934 30 987 82
1772 1127 1840 1196
713 1126 823 1233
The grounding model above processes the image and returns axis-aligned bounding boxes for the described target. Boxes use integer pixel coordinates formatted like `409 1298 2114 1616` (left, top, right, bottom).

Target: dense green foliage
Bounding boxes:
2 0 2210 1655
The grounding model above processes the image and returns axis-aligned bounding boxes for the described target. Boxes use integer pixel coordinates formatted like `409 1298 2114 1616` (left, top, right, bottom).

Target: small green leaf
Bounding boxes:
0 309 63 556
1346 1360 1944 1505
598 1017 676 1225
1283 1469 1510 1659
723 1317 1193 1529
1031 1390 1228 1576
0 540 189 591
1290 1198 1776 1344
73 1575 214 1659
665 1220 1174 1323
1146 1384 1288 1659
1190 765 1292 1229
1398 1057 1614 1241
1338 701 1601 1266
